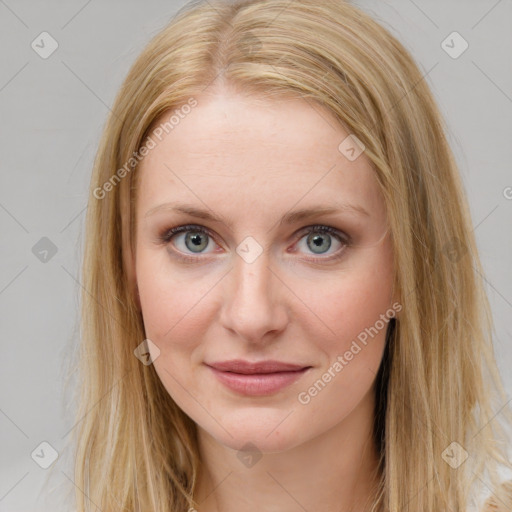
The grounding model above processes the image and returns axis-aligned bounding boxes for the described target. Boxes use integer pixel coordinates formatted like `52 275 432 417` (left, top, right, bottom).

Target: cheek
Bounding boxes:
135 251 214 342
295 262 393 350
135 253 204 401
295 278 392 427
294 251 393 420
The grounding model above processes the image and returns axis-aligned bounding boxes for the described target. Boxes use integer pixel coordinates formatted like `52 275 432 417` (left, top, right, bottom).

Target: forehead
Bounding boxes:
136 92 383 216
143 92 347 169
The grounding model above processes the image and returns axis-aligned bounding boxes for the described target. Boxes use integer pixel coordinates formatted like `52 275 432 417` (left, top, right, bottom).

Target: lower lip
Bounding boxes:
207 366 310 396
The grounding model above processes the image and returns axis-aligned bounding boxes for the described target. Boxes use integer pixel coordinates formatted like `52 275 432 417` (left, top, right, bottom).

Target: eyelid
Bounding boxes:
158 224 217 246
158 223 350 262
291 225 350 262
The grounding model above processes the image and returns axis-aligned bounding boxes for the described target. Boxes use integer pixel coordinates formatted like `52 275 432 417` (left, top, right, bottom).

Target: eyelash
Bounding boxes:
157 224 351 264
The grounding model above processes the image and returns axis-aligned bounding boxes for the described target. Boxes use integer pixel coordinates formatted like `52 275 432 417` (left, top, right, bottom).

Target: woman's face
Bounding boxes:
134 90 396 453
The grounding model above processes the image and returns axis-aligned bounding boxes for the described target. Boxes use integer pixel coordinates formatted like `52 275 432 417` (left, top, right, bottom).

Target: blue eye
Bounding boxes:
159 225 215 257
295 225 346 256
158 224 350 263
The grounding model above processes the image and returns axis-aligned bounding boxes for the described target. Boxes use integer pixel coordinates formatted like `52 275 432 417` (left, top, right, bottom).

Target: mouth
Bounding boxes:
205 360 312 396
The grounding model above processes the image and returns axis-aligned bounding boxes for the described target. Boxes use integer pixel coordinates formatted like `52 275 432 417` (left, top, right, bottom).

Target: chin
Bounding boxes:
199 409 308 454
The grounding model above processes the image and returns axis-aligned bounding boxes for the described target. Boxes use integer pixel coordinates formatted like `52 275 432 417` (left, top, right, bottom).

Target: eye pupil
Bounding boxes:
168 225 344 261
186 232 208 252
308 233 331 254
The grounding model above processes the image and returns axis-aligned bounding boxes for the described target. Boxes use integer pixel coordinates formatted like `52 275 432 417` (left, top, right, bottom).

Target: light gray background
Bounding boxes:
1 0 511 510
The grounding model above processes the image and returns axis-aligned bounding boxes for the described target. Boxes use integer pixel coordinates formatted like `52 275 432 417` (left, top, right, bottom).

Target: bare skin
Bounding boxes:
134 88 396 512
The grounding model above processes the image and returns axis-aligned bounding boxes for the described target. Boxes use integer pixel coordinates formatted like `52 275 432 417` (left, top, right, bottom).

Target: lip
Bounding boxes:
205 360 312 396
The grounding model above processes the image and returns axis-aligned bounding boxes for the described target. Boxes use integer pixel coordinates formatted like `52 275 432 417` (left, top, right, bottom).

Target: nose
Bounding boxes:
219 250 289 344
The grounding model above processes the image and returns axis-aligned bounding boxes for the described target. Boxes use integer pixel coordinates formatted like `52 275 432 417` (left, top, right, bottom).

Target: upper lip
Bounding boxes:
206 360 310 374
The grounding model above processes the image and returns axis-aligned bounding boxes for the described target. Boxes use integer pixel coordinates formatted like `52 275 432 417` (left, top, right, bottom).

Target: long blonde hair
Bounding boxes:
67 0 512 510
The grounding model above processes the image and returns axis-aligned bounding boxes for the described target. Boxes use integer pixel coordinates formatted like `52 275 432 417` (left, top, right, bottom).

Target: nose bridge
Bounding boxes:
221 248 287 340
232 248 275 309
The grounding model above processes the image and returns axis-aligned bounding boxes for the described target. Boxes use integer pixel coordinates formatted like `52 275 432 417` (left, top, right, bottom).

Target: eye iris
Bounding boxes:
176 227 338 257
185 232 208 252
307 233 331 254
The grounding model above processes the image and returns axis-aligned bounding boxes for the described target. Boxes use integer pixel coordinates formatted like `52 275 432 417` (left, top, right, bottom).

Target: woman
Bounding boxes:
71 0 512 510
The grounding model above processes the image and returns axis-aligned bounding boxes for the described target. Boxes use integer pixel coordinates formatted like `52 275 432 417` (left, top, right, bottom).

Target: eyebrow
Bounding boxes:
144 201 369 227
